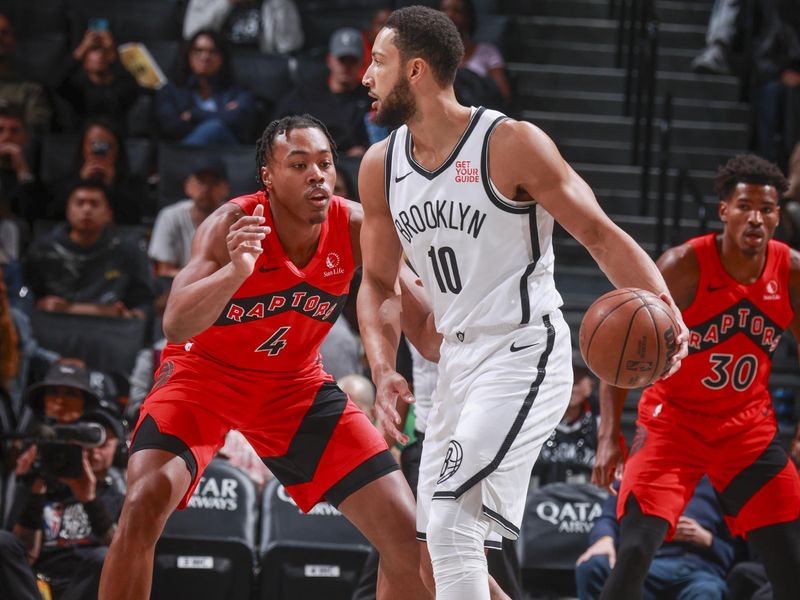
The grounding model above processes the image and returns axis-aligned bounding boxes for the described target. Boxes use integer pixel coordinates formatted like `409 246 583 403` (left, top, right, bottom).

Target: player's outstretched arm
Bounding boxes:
163 202 270 343
489 120 688 374
357 140 414 444
592 381 628 490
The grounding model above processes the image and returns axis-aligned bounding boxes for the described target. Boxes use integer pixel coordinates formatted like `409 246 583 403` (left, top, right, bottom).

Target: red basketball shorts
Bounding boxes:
619 392 800 537
131 345 391 512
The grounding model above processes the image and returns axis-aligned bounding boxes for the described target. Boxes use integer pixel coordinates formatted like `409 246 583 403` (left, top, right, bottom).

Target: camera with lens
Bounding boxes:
34 422 107 479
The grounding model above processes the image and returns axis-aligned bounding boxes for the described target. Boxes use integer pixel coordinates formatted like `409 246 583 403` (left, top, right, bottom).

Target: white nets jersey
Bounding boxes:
385 106 563 338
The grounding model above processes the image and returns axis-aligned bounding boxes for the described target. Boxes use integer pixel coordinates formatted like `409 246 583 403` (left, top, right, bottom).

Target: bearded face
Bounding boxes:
375 72 417 130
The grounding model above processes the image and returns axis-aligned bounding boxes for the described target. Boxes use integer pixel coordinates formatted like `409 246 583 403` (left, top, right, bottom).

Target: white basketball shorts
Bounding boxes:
416 311 572 548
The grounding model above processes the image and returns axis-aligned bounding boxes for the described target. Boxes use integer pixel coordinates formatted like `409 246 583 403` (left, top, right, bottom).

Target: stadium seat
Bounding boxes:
519 482 609 597
11 0 68 36
151 458 259 600
258 478 372 600
13 34 67 83
39 134 152 187
289 56 329 87
29 310 147 376
299 12 374 58
336 155 362 201
157 143 258 207
67 0 182 47
231 50 292 108
144 40 181 82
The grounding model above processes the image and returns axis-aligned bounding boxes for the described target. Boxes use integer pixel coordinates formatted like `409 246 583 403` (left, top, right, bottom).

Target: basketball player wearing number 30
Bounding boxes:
594 155 800 600
357 6 688 598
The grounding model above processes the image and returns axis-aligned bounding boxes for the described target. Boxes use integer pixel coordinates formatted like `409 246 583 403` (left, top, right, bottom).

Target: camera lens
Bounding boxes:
91 141 111 157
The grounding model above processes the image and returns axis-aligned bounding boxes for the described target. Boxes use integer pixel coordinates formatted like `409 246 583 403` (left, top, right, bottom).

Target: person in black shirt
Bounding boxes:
24 179 154 318
272 28 370 156
0 363 125 600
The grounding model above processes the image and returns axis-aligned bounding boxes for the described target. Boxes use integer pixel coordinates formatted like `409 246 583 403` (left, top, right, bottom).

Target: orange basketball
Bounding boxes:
578 288 680 389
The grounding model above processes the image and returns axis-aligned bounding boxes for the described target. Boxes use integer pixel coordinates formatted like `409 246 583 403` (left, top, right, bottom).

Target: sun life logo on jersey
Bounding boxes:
438 440 463 484
324 251 344 277
764 279 780 301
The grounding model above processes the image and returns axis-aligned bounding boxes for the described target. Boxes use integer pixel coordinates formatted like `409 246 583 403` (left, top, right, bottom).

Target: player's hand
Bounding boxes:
592 434 624 492
576 536 616 568
227 203 271 278
673 516 712 548
659 292 688 379
374 369 414 445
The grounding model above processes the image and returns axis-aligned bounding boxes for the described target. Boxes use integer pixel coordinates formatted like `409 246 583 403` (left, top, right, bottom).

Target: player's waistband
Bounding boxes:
442 310 565 344
643 389 773 422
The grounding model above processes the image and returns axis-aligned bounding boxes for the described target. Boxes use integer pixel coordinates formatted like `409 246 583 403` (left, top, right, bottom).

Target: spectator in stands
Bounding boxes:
156 30 255 146
53 26 141 132
273 28 371 156
755 0 800 165
0 102 48 227
0 374 124 600
533 361 599 485
182 0 304 55
575 477 735 600
691 0 740 75
149 157 230 278
0 12 53 133
440 0 512 106
49 116 148 226
24 179 154 319
0 264 18 399
338 374 376 419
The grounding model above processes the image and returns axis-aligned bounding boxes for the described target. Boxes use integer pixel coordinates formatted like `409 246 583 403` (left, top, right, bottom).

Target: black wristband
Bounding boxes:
16 493 45 530
83 498 113 536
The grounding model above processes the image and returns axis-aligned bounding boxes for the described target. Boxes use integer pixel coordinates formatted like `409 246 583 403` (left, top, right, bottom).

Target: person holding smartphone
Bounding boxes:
53 20 141 133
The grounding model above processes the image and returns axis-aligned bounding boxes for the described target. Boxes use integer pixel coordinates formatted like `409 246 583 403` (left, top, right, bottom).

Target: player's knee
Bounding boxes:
426 499 486 567
614 541 654 573
119 480 175 543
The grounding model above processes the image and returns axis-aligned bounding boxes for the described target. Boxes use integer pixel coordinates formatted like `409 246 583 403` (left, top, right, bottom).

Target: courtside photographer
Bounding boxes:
0 362 125 600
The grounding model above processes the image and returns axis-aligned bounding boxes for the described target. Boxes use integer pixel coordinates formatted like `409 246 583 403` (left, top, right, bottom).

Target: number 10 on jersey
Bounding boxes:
428 246 462 294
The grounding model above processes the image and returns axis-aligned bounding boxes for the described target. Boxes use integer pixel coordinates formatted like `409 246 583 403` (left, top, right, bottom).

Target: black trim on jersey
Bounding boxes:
482 505 521 537
480 114 530 215
717 431 789 517
687 298 785 356
405 107 486 180
518 206 541 325
261 381 347 486
416 530 503 550
432 314 556 500
214 283 347 326
384 130 397 207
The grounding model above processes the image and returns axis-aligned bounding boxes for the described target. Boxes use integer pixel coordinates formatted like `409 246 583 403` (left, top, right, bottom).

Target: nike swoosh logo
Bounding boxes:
395 171 413 183
510 341 538 353
706 284 726 292
259 265 281 273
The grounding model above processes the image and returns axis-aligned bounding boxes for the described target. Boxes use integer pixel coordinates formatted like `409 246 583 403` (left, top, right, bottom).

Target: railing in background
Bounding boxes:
671 169 710 249
611 0 660 215
655 93 673 257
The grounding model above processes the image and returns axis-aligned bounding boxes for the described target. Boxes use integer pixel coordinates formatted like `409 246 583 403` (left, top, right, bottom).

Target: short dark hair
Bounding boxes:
254 114 337 189
0 101 25 123
386 6 464 86
66 178 112 205
714 154 788 200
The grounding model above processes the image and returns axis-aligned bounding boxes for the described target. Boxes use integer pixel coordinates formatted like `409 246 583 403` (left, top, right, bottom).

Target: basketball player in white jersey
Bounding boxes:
357 6 688 599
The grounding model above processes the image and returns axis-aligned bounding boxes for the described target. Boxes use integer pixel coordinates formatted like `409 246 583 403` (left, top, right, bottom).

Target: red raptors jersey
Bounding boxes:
646 234 793 415
187 191 355 374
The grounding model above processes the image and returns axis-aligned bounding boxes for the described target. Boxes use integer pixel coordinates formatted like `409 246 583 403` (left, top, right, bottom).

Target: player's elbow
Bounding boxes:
162 312 189 345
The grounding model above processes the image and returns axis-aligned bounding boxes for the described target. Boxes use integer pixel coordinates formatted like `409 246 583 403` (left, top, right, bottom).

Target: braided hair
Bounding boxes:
714 154 788 201
254 115 338 190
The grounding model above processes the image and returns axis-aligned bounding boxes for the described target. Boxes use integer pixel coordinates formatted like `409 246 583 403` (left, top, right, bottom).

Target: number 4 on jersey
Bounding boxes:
256 326 291 355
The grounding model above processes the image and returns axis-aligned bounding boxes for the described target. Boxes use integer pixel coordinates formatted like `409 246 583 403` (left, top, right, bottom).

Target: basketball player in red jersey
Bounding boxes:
594 155 800 600
98 115 432 600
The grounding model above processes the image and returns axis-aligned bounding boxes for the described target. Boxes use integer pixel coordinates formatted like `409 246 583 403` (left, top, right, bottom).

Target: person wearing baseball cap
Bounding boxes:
148 156 230 279
271 26 370 156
